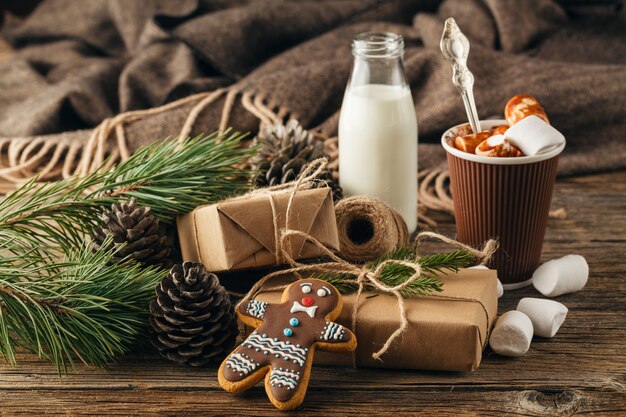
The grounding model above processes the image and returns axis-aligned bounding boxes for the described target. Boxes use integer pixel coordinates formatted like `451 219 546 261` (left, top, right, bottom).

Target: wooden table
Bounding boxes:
1 171 624 416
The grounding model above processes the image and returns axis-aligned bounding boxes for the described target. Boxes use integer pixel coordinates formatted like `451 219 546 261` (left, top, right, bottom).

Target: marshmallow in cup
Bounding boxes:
504 115 565 156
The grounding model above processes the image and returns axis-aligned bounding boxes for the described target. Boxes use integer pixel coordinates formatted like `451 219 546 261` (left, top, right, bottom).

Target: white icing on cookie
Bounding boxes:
290 301 318 318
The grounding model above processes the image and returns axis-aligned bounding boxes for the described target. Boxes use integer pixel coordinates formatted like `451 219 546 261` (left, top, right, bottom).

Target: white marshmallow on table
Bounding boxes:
489 311 534 357
516 297 568 338
469 265 503 298
532 254 588 297
504 115 565 156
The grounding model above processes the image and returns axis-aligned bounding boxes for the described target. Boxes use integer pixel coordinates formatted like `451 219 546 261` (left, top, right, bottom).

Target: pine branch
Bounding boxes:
319 247 477 298
0 132 255 257
418 249 477 278
0 238 165 372
95 130 256 220
0 131 256 370
0 176 113 257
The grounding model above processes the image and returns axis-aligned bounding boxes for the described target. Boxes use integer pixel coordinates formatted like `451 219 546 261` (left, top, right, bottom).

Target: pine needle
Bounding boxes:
319 247 477 298
0 132 255 258
97 131 256 219
0 238 165 373
0 131 257 370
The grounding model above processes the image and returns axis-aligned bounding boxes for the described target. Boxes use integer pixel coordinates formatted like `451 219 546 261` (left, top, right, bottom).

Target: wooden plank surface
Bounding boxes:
0 171 625 416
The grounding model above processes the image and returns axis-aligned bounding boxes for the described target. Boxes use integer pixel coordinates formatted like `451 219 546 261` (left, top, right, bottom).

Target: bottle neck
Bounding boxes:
352 32 404 59
348 32 408 89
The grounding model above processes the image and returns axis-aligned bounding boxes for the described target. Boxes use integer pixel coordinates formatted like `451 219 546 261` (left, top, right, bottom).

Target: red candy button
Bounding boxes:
301 297 315 307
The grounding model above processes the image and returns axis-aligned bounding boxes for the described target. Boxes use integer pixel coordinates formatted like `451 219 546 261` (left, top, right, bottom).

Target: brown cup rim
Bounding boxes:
441 119 566 165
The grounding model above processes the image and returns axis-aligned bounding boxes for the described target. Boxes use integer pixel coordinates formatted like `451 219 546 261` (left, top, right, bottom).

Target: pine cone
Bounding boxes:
149 262 238 367
92 198 173 268
252 120 343 201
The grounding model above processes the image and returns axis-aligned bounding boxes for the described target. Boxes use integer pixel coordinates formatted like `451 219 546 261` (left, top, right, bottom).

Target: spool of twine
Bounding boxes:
237 166 499 362
335 196 409 263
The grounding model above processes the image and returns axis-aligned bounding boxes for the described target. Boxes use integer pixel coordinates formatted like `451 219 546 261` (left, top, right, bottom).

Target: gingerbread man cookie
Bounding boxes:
218 279 357 410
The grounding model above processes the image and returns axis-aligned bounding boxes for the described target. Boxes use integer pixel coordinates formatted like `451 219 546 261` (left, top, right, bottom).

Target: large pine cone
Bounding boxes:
92 198 173 268
149 262 237 367
252 120 343 201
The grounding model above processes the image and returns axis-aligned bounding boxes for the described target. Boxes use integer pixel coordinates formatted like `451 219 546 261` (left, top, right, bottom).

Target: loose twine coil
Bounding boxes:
235 158 499 362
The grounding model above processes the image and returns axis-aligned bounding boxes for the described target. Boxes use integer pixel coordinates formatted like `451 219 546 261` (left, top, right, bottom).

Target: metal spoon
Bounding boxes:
440 18 481 134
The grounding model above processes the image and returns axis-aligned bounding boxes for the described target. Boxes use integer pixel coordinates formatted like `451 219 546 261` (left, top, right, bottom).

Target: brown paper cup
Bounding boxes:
442 120 565 289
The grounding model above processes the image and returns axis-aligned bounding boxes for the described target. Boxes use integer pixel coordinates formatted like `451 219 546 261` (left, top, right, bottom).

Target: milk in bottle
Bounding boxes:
339 32 418 232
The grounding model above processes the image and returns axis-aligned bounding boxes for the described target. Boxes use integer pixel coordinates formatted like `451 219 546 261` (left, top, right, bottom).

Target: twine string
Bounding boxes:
416 231 499 266
235 164 498 361
424 293 492 348
226 158 329 268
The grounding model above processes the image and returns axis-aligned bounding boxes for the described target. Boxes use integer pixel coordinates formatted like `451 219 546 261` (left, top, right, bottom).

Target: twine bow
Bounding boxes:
236 160 499 361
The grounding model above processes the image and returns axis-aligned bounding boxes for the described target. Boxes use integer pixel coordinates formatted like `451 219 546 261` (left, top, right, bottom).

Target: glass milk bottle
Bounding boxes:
339 32 418 232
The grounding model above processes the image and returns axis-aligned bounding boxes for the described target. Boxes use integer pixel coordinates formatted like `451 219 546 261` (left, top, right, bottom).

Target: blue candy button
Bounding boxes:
289 317 300 327
283 328 293 337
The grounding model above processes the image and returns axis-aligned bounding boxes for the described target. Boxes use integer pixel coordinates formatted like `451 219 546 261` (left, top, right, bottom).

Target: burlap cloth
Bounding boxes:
0 0 625 188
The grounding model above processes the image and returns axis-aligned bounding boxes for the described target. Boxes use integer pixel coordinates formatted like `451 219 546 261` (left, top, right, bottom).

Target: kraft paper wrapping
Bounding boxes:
177 187 340 272
250 268 498 372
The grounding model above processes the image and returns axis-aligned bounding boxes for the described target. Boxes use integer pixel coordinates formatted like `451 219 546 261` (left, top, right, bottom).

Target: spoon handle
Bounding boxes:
440 18 482 134
461 85 481 134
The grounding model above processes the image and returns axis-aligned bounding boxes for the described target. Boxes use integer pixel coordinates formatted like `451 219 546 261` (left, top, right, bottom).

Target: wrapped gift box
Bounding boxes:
177 187 340 272
249 268 498 372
